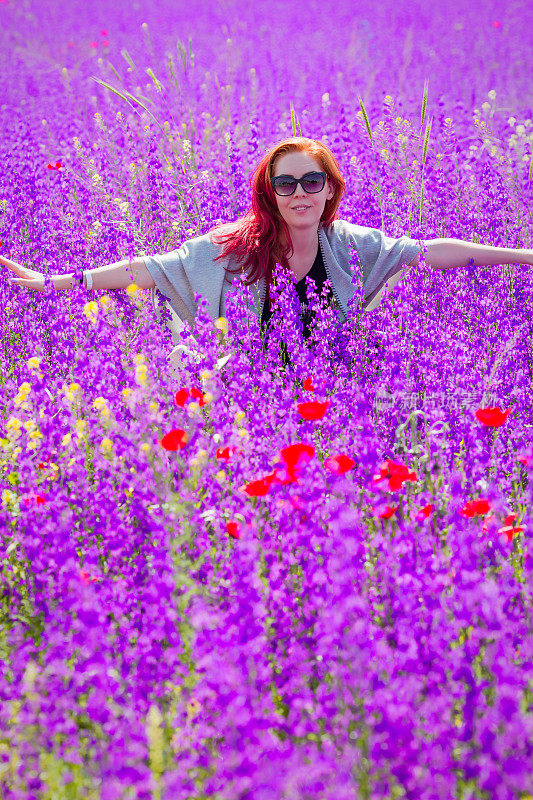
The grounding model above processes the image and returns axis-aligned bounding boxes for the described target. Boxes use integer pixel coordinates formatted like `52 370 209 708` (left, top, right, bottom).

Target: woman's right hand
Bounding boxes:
0 254 46 292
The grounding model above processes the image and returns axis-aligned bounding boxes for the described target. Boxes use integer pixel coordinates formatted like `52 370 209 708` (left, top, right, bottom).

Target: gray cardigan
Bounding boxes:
145 219 422 344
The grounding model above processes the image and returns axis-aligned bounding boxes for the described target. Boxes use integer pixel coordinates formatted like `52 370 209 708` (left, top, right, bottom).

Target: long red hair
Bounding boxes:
208 137 346 290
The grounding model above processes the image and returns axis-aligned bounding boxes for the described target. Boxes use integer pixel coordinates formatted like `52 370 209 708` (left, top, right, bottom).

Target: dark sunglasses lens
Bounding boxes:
301 173 324 192
274 177 296 195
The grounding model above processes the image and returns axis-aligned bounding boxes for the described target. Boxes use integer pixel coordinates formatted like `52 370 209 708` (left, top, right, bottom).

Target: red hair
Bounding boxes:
208 137 346 291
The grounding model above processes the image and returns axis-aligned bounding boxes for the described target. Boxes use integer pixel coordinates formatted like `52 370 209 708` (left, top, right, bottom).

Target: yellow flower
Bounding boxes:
126 283 141 298
14 382 31 407
93 397 111 419
149 401 159 413
188 401 200 414
64 382 82 403
122 388 132 400
234 410 246 426
27 357 41 371
135 364 148 387
74 420 88 439
199 368 212 383
139 442 151 454
83 301 99 323
237 428 249 438
100 438 114 456
100 294 112 307
216 470 226 484
214 317 228 336
203 392 214 405
6 417 22 440
133 353 146 366
1 489 15 507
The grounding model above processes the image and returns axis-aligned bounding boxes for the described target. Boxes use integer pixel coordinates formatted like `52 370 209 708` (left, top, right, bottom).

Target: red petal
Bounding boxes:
460 498 491 517
280 442 315 470
174 388 190 407
303 377 315 391
297 401 330 420
378 505 398 519
475 407 511 427
226 521 241 539
324 453 356 474
160 429 188 451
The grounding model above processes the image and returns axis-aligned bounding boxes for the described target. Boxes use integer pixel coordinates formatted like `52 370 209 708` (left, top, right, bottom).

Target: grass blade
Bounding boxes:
359 98 373 145
146 67 163 93
422 118 432 170
290 105 297 137
528 156 533 186
420 78 429 129
120 48 137 71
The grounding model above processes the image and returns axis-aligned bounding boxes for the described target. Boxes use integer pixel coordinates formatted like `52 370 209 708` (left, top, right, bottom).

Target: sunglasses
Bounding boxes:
270 171 327 196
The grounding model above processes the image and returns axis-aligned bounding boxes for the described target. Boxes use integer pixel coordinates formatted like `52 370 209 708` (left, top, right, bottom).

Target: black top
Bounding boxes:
260 243 334 340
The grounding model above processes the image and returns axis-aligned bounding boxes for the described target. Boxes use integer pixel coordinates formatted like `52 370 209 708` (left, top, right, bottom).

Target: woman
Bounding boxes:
2 137 532 350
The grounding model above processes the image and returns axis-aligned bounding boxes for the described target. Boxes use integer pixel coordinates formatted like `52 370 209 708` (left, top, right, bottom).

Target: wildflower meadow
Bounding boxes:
0 0 532 797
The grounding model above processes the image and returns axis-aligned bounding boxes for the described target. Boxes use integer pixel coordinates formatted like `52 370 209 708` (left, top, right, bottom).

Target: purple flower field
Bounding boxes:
1 0 533 797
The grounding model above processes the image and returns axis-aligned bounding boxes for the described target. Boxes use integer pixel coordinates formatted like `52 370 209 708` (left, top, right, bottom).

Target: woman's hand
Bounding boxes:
0 254 46 292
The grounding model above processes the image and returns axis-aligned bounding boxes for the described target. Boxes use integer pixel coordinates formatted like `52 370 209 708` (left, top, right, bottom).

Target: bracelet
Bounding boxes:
80 271 93 290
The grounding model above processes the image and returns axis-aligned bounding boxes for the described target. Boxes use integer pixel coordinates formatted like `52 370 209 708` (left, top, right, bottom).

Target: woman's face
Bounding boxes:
271 151 335 236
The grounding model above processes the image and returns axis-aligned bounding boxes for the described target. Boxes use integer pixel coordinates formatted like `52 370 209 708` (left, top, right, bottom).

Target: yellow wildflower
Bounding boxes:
6 417 22 440
135 364 148 387
74 420 88 439
139 442 151 454
122 388 132 400
126 283 141 298
93 397 111 419
2 489 15 507
83 301 99 324
64 383 82 403
100 294 112 307
234 410 246 426
216 470 226 484
14 382 31 408
214 317 228 335
62 432 72 448
100 438 114 457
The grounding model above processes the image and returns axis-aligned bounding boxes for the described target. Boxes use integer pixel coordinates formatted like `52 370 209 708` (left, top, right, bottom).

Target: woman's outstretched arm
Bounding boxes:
410 239 533 269
0 254 155 292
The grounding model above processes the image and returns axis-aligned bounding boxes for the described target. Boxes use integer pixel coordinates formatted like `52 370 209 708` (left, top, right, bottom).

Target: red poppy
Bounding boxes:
24 492 47 507
240 473 276 497
497 513 524 542
174 388 190 407
475 406 511 427
518 454 532 467
297 400 330 420
492 20 501 28
226 521 241 539
303 377 315 391
190 386 207 407
373 459 418 491
416 503 433 521
460 498 491 517
216 446 240 461
280 443 314 471
46 161 63 170
377 505 398 519
159 428 188 451
324 453 356 475
80 570 99 585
